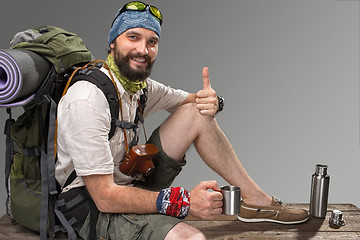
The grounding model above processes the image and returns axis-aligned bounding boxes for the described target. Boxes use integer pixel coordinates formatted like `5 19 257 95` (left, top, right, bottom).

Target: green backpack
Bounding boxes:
3 26 121 240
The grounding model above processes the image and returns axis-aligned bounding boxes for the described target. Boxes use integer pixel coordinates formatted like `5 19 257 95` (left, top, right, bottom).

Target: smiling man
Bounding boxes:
55 1 308 239
111 29 157 84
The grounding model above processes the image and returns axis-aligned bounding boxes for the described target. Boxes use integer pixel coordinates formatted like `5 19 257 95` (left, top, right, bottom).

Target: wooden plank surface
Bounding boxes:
185 203 360 239
0 204 358 239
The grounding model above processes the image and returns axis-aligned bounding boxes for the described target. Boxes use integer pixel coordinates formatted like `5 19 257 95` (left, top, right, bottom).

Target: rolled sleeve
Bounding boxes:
144 79 188 117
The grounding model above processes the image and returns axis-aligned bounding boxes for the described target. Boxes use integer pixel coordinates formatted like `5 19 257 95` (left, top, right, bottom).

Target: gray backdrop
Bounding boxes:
0 0 359 216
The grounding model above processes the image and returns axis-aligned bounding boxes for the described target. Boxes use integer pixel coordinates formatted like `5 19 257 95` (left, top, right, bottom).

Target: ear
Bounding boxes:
109 42 115 50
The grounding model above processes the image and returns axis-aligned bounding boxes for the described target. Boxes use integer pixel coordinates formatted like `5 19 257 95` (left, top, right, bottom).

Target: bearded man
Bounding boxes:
55 2 308 239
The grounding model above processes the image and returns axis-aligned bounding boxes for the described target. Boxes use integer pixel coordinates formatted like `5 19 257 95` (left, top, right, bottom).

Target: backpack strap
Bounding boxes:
38 94 78 240
43 95 62 240
4 108 15 216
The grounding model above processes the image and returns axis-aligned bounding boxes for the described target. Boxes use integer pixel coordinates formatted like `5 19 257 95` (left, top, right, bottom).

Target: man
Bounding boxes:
55 2 308 239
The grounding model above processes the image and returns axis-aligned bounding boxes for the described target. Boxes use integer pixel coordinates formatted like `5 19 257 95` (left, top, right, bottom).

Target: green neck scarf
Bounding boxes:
106 54 146 95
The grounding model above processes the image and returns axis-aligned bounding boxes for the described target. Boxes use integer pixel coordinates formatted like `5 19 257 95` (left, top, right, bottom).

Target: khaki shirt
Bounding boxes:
55 67 188 192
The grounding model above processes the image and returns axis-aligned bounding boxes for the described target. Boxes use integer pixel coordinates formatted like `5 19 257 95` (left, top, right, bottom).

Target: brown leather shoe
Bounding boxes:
238 197 309 224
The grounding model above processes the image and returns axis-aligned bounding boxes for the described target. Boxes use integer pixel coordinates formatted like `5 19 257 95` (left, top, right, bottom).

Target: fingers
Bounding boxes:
195 96 217 116
198 67 218 117
202 67 211 90
189 181 223 219
199 180 218 190
211 185 221 193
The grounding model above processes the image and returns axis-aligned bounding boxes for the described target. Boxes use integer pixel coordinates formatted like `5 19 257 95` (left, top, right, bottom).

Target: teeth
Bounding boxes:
132 57 146 63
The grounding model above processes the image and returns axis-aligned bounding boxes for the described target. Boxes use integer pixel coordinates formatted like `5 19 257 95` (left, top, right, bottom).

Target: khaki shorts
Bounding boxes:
77 126 187 239
78 212 181 240
133 126 187 190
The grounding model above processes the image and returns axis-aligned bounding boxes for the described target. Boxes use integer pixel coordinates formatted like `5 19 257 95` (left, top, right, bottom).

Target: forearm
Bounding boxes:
84 174 223 220
182 93 197 105
83 174 158 214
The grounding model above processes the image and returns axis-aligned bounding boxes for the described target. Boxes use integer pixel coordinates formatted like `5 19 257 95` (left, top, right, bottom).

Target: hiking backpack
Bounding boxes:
2 25 147 240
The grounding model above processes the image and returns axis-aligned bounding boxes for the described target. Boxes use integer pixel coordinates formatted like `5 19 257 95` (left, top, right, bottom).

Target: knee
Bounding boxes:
181 103 218 131
178 103 212 124
160 103 217 140
165 222 206 240
179 102 199 116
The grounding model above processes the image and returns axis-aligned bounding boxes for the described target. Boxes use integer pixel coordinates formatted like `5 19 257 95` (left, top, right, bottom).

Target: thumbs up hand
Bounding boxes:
196 67 218 117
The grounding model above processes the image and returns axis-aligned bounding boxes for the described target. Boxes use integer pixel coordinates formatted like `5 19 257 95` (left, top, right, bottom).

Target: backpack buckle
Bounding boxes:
38 94 51 106
95 62 104 69
38 27 49 34
78 68 92 76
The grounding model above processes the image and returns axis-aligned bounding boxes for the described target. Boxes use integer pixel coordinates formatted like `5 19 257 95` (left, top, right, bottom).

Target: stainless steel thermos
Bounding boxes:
309 164 330 218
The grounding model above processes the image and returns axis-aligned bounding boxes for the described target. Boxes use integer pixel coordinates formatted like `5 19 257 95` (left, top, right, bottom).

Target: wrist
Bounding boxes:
156 187 190 219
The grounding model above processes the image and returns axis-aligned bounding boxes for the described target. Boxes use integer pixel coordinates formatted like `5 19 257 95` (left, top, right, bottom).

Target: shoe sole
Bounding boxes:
237 215 309 225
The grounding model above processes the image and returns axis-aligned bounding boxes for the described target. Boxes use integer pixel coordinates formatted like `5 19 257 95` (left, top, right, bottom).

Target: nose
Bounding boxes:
136 40 149 56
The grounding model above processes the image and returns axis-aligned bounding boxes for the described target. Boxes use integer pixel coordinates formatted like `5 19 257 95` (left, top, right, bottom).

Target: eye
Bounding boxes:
128 35 138 41
148 39 158 47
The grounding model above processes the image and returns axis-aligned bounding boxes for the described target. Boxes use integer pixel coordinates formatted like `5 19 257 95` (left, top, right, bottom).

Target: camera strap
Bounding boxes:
137 98 148 142
104 65 148 154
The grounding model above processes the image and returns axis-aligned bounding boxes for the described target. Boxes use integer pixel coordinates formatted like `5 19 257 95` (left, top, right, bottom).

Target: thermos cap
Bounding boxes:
315 164 328 175
329 210 346 227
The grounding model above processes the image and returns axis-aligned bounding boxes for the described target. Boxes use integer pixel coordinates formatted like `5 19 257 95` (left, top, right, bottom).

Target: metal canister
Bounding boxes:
309 164 330 218
329 209 346 228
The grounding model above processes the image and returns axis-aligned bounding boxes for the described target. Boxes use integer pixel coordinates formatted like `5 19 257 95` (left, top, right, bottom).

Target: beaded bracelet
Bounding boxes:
156 187 190 219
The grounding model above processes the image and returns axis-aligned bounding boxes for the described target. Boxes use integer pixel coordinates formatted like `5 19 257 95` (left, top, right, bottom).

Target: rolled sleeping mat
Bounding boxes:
0 48 51 107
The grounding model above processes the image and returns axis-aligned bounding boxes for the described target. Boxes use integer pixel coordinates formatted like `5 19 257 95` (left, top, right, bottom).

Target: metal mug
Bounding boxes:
221 186 241 215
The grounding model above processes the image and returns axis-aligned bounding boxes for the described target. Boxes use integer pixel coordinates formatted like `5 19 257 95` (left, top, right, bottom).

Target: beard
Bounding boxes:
113 49 155 82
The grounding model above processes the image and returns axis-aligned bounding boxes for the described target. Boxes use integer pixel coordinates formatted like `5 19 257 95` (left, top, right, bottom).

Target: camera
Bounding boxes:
119 144 159 177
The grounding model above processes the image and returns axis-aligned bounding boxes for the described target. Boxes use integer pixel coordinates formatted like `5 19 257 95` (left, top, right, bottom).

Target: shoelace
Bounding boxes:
273 197 288 217
241 197 287 217
273 197 284 205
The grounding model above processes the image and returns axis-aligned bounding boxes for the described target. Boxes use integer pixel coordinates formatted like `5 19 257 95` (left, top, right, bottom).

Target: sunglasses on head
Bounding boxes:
111 1 163 27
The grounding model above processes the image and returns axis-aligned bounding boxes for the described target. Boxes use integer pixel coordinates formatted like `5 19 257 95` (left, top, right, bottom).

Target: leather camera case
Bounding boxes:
119 144 159 177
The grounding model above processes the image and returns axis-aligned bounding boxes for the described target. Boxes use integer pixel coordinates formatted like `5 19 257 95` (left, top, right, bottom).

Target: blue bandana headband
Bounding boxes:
108 10 161 45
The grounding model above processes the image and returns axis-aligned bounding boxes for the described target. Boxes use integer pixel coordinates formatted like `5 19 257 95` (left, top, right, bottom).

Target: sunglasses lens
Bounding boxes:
150 6 163 22
126 2 146 11
118 2 162 25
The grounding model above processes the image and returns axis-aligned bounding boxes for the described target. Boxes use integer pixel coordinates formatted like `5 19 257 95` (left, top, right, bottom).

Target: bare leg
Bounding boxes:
164 222 206 240
159 103 272 206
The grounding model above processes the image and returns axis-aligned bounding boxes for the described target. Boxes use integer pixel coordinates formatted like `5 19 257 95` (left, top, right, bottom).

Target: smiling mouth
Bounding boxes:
131 57 146 64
